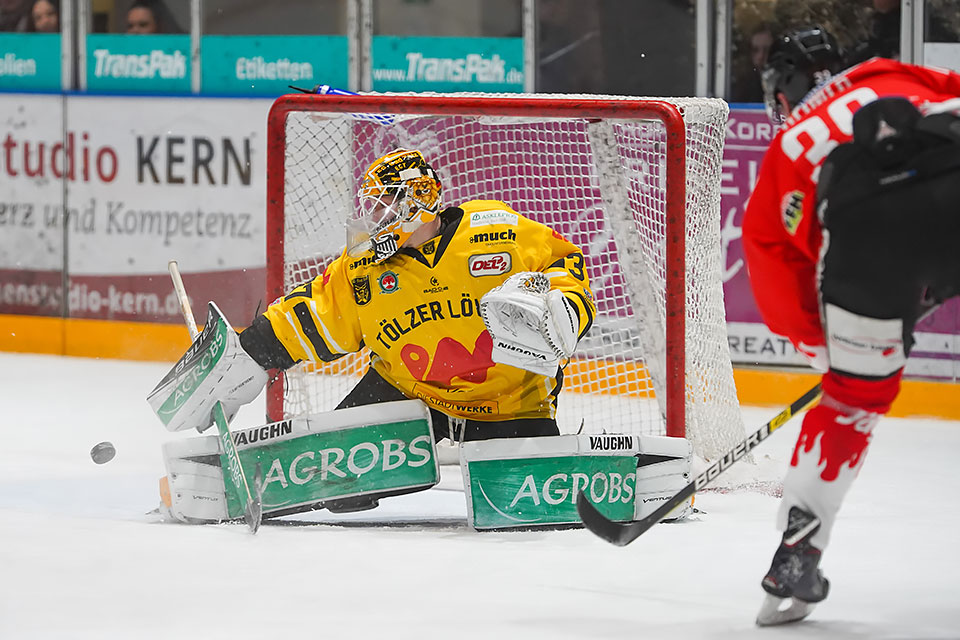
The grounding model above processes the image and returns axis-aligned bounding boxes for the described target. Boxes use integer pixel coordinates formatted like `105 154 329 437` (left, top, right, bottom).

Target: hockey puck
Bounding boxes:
90 441 116 465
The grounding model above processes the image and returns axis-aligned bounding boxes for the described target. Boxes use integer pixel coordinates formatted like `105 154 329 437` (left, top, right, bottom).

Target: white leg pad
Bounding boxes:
634 435 693 521
160 436 229 524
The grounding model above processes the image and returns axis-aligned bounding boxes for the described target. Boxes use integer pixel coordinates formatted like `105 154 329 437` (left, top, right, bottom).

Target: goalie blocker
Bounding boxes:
147 302 268 434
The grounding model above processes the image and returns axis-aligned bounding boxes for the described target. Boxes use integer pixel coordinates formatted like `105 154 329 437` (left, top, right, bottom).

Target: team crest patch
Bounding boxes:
352 276 371 305
781 190 804 236
422 240 436 255
378 271 400 293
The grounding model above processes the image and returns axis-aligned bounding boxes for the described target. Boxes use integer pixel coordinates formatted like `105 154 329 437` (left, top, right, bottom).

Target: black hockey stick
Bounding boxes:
576 382 823 546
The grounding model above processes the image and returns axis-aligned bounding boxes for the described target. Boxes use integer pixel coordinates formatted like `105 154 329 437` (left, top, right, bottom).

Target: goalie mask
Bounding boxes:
346 148 442 263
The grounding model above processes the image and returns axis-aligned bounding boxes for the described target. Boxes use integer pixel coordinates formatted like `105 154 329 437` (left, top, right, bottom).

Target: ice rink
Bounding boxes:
1 351 958 639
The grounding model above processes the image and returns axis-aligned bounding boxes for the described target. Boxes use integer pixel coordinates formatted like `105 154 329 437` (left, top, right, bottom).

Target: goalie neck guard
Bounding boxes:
346 148 442 263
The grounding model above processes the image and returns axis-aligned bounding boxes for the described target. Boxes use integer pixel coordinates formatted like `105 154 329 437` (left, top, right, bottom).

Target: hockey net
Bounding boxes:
265 93 744 461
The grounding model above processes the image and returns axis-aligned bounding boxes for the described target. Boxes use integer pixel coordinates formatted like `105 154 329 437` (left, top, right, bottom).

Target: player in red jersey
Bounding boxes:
742 26 960 625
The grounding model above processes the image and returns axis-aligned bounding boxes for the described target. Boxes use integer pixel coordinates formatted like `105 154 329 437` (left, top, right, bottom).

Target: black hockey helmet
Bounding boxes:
762 25 844 123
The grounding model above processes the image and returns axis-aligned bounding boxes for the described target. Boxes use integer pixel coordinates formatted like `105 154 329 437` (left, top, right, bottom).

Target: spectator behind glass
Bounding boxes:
845 0 900 65
731 24 774 102
27 0 58 32
0 0 30 31
126 0 182 34
845 0 957 66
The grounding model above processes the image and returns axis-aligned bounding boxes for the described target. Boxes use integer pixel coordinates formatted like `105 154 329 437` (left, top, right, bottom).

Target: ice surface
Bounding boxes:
1 352 958 639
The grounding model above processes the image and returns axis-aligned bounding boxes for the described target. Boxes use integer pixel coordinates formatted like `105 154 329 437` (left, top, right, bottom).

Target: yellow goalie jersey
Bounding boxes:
262 200 596 421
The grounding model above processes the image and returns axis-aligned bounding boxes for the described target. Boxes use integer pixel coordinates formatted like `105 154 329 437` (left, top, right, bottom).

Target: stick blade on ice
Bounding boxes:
576 491 652 546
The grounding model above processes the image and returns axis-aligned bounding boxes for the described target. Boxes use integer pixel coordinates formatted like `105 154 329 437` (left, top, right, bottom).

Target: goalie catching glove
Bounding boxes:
480 272 580 376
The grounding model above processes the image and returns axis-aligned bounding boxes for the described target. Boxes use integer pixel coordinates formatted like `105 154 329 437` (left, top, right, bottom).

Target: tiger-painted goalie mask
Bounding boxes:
346 148 442 263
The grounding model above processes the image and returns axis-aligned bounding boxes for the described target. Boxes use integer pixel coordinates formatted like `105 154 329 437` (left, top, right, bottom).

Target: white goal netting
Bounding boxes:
269 93 744 461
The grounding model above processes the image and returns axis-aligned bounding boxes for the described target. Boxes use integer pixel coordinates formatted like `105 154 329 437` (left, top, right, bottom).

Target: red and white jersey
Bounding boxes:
742 57 960 350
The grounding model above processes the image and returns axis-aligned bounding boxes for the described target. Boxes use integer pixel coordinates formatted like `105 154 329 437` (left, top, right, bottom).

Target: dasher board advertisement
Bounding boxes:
0 93 271 323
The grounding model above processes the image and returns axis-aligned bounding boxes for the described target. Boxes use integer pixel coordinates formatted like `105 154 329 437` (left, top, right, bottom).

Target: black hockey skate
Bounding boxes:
756 506 830 626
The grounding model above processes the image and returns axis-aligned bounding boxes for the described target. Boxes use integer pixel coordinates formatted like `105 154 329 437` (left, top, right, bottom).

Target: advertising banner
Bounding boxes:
0 93 271 323
86 34 191 94
0 93 64 317
0 34 61 91
201 35 349 96
371 36 524 93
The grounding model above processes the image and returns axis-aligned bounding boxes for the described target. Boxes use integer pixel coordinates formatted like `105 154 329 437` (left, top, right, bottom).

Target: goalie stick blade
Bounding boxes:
755 594 817 626
575 491 654 546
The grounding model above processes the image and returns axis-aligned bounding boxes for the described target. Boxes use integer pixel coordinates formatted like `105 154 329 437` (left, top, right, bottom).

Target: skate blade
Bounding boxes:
755 593 816 626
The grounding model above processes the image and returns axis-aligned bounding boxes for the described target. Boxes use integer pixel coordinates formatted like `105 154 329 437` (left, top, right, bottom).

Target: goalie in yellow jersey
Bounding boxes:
243 146 595 422
154 148 597 513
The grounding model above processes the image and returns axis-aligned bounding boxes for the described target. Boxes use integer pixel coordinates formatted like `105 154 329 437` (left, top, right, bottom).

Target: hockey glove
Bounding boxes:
480 272 580 377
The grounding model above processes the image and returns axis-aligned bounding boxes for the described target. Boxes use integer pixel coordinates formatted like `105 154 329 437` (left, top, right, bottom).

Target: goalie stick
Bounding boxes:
576 383 823 546
167 260 263 534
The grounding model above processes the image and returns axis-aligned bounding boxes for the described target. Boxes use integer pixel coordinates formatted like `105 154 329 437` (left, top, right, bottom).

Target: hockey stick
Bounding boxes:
576 383 823 546
167 260 263 534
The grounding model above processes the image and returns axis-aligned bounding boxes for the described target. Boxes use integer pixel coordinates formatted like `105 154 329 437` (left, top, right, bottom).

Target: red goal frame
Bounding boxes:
264 93 688 438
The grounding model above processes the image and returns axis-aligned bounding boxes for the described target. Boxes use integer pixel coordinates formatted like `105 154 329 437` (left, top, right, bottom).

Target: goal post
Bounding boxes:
264 92 743 461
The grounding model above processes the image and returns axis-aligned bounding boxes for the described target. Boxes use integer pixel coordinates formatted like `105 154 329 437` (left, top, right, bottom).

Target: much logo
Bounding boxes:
468 229 516 245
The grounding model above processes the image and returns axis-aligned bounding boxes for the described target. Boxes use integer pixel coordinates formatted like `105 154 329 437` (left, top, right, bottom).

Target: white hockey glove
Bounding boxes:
480 272 580 377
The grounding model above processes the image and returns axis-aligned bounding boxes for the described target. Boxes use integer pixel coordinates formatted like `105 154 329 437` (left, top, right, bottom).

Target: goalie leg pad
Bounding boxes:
160 436 229 524
634 435 694 522
159 400 441 523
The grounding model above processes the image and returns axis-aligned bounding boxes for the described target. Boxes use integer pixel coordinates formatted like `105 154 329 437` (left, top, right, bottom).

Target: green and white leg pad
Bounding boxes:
461 433 692 530
159 400 440 523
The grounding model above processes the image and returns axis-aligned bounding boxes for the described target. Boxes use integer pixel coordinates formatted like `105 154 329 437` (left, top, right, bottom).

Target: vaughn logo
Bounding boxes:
233 420 294 447
588 435 635 451
469 252 511 276
92 48 186 79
